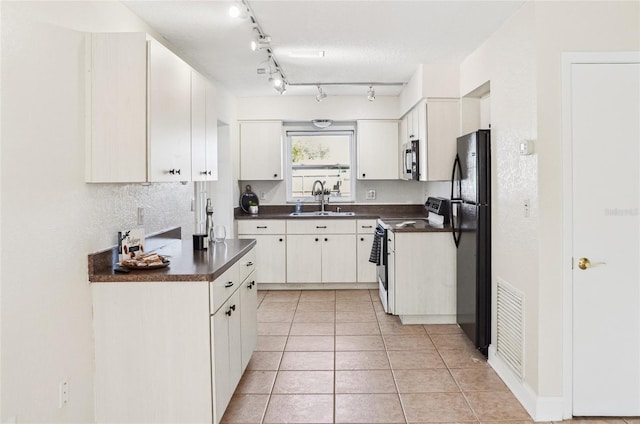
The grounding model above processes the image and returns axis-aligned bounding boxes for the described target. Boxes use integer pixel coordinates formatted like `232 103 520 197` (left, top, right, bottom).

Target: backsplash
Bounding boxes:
239 179 450 206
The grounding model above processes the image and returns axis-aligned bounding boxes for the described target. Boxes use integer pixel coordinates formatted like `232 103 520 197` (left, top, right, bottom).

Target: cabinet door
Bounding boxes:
212 306 230 424
227 290 242 391
204 81 218 180
426 100 460 181
357 234 377 283
239 121 283 180
87 33 147 183
240 276 257 372
191 71 207 181
357 120 399 180
286 235 321 283
148 39 192 182
322 234 356 283
239 235 286 284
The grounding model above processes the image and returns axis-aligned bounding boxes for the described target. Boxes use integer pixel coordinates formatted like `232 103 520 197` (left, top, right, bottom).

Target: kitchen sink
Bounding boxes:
289 211 356 217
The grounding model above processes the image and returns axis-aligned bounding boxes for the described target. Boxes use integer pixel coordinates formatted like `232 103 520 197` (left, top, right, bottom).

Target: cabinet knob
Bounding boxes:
225 309 232 316
360 237 365 241
324 238 328 242
362 173 366 178
169 169 181 175
248 281 255 289
279 238 283 242
230 304 236 311
208 170 212 175
316 226 327 229
257 226 267 229
273 173 278 178
225 281 234 288
315 238 319 242
246 261 254 267
200 171 208 175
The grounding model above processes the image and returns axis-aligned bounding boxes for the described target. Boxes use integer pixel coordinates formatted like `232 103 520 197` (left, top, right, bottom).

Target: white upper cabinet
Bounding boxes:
85 33 147 183
239 121 283 180
191 71 218 181
148 38 192 182
86 33 217 183
424 99 460 181
356 120 400 180
402 99 460 182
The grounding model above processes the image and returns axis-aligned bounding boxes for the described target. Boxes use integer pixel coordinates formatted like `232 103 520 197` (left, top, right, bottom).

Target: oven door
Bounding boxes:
376 225 391 312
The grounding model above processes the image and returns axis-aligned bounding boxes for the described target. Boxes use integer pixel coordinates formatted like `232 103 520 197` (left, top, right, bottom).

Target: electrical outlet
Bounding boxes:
260 191 266 200
59 380 69 408
137 207 144 225
366 189 376 200
524 199 530 218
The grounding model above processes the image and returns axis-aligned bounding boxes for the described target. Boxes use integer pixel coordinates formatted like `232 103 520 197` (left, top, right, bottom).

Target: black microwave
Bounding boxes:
402 139 419 180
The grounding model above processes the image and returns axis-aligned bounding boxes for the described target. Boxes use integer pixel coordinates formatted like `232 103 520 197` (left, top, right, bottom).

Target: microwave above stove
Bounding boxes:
402 139 419 181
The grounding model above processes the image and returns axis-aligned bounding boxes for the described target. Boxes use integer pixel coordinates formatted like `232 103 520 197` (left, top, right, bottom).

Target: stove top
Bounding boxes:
379 218 443 230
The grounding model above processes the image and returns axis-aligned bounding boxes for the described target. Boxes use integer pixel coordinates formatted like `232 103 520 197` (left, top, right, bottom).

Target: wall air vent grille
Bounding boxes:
496 278 525 380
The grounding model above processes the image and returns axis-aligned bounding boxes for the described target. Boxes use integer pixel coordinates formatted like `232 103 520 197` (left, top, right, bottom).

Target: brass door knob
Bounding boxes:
578 257 606 270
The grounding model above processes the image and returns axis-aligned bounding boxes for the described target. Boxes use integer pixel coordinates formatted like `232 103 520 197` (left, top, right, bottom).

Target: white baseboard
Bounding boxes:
488 345 565 422
399 314 456 324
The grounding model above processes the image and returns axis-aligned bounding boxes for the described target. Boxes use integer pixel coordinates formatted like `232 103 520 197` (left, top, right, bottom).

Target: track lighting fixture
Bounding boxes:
316 86 327 102
367 85 376 101
250 34 271 51
269 72 284 88
228 0 248 18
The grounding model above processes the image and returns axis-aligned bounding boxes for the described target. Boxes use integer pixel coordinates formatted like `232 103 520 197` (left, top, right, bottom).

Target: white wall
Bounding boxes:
533 0 640 399
460 0 639 418
236 95 449 206
0 2 233 421
461 0 540 390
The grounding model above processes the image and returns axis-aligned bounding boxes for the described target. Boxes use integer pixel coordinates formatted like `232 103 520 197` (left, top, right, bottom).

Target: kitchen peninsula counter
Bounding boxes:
88 228 256 283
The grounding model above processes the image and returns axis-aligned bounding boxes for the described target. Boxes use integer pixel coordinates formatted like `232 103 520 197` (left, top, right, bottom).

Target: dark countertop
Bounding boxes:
235 205 452 233
89 228 256 283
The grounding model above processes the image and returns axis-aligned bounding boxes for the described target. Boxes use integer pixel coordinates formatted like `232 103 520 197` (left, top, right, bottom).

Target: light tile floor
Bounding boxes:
221 289 638 424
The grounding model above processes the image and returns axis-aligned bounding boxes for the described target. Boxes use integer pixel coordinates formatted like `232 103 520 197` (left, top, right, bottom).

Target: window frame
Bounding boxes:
284 122 356 203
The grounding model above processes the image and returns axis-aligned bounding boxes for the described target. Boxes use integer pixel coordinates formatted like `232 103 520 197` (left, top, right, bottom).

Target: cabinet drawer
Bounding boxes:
238 247 256 283
356 219 377 234
210 263 239 314
237 220 286 235
286 219 356 234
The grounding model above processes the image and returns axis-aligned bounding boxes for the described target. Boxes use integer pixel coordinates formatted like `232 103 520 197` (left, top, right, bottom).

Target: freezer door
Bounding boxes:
457 133 478 204
456 202 478 344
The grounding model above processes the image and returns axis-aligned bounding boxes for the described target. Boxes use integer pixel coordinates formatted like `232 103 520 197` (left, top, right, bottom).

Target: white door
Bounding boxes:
570 60 640 415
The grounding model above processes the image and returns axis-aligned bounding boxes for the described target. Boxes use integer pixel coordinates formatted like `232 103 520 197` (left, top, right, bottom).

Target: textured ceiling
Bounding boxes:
123 0 526 97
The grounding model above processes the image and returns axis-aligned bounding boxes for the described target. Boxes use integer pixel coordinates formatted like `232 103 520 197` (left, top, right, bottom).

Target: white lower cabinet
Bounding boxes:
392 232 456 323
237 220 286 284
92 246 257 424
240 274 258 371
356 219 377 283
286 219 356 284
212 289 241 423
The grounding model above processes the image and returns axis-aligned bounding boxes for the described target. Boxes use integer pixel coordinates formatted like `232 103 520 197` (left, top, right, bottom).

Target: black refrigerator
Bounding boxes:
450 130 491 356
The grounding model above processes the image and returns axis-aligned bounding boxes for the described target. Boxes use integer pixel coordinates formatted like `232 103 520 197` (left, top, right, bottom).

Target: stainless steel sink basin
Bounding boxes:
289 211 356 217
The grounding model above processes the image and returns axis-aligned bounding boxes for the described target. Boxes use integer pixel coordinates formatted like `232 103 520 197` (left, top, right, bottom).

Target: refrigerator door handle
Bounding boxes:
451 201 461 248
450 154 462 201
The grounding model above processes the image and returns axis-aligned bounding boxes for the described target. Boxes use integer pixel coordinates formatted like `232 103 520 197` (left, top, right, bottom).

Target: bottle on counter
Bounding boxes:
295 199 303 213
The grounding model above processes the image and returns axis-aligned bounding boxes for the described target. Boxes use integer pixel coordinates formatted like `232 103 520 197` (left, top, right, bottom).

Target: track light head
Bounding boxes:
251 34 271 51
274 83 286 95
228 0 248 18
316 86 327 102
367 85 375 101
269 72 283 88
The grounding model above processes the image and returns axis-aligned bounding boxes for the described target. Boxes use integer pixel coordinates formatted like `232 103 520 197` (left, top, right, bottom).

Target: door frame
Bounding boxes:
561 51 640 418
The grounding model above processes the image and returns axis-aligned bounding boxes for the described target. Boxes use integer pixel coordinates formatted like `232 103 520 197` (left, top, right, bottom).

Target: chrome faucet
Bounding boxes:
312 180 327 213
